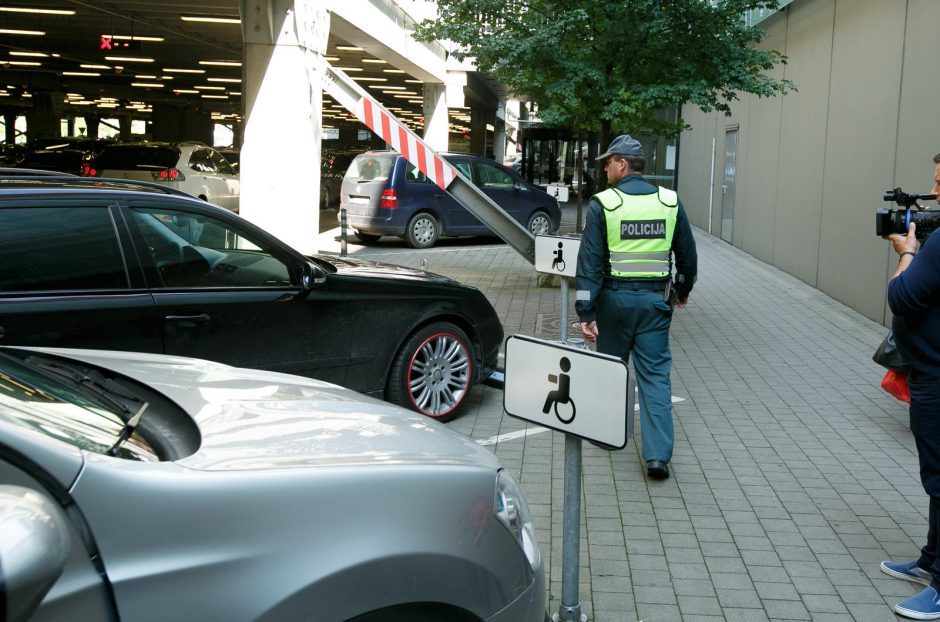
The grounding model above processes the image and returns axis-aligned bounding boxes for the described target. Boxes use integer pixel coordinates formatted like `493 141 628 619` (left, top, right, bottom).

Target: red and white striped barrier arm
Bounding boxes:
356 97 456 190
316 54 457 190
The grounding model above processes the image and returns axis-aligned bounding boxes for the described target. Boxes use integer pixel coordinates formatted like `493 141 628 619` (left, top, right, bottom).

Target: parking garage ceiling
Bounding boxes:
0 1 479 136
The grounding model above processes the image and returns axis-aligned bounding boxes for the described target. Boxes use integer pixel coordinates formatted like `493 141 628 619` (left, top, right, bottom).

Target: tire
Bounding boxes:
354 230 382 242
387 322 474 422
405 213 439 249
527 210 552 236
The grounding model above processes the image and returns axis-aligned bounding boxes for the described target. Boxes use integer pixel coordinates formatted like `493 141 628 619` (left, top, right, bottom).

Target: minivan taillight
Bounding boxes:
152 168 186 182
380 189 398 209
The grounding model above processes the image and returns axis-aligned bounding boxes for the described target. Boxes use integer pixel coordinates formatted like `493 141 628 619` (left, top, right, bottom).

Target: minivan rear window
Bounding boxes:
93 146 180 170
344 154 395 182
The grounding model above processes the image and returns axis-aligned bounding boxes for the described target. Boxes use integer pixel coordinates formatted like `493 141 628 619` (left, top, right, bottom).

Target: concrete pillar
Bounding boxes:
3 112 15 142
469 107 488 156
119 115 132 140
240 0 327 254
84 114 99 139
151 104 181 141
151 105 212 143
26 91 64 139
422 83 448 152
493 100 506 163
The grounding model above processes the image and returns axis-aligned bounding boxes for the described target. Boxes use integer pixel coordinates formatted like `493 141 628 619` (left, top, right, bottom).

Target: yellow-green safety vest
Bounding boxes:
595 187 678 279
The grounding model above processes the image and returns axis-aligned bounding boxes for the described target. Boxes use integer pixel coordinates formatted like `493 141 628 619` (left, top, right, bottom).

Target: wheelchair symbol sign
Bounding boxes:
535 235 580 278
504 335 632 448
543 356 576 423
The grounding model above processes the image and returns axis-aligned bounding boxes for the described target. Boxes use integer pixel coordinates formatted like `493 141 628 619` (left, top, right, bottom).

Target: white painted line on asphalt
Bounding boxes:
476 427 550 446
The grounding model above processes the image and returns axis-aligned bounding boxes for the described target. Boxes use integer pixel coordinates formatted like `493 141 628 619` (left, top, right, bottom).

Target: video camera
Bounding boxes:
876 187 940 239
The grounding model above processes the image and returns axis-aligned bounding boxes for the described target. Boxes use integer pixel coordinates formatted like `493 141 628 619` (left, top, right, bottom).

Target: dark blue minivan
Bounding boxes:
340 151 561 248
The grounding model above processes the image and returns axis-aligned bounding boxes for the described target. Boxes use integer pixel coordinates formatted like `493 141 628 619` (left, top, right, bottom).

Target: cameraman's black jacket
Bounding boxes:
889 228 940 379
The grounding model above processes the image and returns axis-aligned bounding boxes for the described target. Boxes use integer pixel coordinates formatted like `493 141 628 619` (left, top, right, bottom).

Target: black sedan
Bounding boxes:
0 177 502 421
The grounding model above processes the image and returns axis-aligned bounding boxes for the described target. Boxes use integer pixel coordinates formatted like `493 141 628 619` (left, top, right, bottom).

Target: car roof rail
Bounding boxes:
92 176 197 197
0 173 198 198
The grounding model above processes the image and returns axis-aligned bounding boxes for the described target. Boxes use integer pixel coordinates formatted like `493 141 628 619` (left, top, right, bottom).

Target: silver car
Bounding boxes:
0 346 545 622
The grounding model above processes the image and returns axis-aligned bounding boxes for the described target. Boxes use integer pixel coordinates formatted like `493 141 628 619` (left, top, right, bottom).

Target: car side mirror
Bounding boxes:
0 486 71 622
302 261 326 289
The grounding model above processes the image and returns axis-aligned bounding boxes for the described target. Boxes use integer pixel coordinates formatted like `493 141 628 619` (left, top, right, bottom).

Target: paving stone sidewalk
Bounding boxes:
320 212 921 621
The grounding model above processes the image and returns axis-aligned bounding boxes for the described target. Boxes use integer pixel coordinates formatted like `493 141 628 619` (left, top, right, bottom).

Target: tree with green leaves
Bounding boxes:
415 0 793 143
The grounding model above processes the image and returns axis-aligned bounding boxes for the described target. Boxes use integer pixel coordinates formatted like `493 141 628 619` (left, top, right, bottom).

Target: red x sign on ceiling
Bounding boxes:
100 36 112 50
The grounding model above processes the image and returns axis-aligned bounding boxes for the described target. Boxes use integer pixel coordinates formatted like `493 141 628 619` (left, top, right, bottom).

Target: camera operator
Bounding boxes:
880 154 940 619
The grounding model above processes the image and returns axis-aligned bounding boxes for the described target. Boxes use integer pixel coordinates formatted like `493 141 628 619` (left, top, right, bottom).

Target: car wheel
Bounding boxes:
527 210 552 235
387 322 473 422
355 230 382 242
405 213 439 249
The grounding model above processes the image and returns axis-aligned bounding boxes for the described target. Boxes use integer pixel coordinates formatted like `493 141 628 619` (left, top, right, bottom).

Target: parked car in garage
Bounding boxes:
218 146 240 173
340 151 560 248
17 147 87 175
0 176 502 420
85 141 240 213
15 137 115 176
321 150 357 209
0 345 545 622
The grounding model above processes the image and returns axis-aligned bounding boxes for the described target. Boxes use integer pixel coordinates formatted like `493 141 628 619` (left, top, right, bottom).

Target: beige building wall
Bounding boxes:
677 0 940 324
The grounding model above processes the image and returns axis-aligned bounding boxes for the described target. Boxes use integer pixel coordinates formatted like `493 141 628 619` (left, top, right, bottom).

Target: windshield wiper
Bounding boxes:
5 353 155 457
106 401 149 456
30 359 137 417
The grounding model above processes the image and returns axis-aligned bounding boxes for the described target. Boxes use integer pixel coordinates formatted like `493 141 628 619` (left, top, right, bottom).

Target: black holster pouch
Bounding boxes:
664 279 676 312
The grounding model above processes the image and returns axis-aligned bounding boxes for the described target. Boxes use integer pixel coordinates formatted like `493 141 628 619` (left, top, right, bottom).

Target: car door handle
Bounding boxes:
433 194 444 198
165 313 211 327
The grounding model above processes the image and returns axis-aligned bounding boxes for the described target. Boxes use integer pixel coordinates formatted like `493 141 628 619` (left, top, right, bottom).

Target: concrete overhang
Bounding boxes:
327 1 447 84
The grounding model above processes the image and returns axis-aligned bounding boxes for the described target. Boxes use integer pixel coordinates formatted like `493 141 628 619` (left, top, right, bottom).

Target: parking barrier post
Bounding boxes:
340 205 348 257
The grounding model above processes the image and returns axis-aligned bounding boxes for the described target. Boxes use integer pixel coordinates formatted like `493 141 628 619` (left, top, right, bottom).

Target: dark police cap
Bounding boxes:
596 134 644 161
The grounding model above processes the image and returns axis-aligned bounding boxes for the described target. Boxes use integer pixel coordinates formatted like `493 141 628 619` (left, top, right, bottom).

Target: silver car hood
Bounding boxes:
26 348 500 472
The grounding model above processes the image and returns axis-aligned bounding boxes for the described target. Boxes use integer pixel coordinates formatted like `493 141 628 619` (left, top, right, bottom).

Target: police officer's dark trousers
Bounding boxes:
910 376 940 583
596 281 674 463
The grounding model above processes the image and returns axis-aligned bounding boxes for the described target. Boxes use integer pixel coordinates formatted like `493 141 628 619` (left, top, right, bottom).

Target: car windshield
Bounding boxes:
93 146 180 171
344 154 395 182
0 349 158 461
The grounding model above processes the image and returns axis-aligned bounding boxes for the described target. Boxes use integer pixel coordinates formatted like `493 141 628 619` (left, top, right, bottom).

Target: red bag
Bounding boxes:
881 370 911 403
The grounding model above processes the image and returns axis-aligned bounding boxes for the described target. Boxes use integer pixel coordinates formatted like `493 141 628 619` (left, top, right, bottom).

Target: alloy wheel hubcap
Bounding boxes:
409 334 470 416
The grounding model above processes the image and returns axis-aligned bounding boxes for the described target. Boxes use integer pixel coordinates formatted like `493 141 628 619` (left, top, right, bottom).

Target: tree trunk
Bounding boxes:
575 133 584 233
597 119 612 192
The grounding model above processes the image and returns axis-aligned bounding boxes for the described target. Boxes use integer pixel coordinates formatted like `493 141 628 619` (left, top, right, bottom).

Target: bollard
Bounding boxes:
340 206 348 257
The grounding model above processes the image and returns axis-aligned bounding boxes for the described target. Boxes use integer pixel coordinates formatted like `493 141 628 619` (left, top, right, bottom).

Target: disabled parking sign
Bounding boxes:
503 335 633 448
535 234 580 278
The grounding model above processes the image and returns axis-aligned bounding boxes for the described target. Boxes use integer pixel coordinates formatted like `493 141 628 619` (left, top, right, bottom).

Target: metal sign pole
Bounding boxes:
556 274 586 622
560 277 569 342
555 434 587 622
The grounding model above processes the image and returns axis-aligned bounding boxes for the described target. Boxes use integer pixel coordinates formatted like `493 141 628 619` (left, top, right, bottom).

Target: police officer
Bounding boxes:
576 135 697 480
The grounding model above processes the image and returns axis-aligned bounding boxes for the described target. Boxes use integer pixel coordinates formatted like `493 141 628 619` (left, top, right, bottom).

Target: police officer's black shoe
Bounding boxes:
646 460 669 480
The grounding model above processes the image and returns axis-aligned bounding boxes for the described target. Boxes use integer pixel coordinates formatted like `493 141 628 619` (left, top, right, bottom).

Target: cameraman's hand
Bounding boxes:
888 222 919 256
